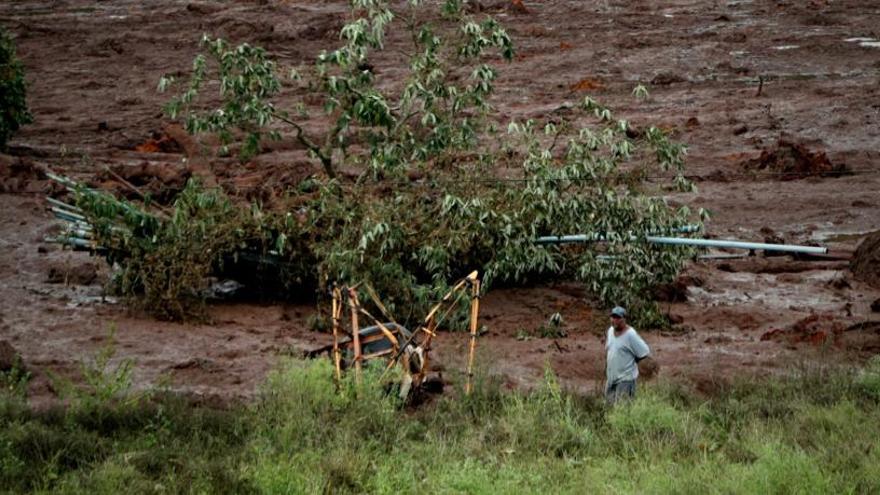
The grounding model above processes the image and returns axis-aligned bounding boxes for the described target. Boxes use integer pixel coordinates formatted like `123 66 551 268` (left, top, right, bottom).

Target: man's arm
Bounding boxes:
628 330 650 362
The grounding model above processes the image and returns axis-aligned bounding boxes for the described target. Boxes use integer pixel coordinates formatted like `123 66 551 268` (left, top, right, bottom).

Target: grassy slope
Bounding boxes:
2 357 880 494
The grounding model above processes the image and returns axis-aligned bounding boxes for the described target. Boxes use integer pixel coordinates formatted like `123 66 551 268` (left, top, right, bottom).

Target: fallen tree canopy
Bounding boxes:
59 0 705 324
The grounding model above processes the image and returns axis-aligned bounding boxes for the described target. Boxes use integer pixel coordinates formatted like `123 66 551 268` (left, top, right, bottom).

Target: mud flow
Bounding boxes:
1 0 879 406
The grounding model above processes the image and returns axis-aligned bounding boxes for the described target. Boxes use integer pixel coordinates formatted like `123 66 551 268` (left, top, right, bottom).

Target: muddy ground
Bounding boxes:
2 0 880 407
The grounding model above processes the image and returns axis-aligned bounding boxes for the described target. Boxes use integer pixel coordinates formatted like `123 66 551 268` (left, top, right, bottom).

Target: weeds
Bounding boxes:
3 358 878 493
0 355 30 401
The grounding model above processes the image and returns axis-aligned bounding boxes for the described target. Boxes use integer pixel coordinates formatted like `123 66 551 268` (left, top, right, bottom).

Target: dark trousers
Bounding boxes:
606 380 636 405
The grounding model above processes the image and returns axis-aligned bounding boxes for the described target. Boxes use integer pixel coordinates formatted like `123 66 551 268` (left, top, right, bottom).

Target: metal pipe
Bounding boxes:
598 253 752 261
45 173 144 217
45 236 93 249
51 207 87 223
536 225 701 245
644 236 827 254
52 214 93 230
46 197 83 213
538 234 827 255
62 228 93 239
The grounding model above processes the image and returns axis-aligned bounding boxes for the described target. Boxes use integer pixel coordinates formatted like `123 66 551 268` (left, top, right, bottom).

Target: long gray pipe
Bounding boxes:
645 236 827 254
535 234 828 254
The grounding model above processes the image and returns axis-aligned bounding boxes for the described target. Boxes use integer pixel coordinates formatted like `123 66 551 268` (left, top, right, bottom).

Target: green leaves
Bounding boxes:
162 0 514 181
0 29 32 151
133 0 702 325
162 36 281 161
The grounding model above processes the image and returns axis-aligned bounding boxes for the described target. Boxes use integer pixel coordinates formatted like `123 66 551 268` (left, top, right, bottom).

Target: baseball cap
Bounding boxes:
610 306 626 318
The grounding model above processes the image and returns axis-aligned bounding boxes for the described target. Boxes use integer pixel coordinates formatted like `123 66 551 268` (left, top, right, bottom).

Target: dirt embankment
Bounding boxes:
852 231 880 288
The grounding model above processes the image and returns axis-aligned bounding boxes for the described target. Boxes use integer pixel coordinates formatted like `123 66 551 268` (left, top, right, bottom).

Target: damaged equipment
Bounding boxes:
309 271 482 399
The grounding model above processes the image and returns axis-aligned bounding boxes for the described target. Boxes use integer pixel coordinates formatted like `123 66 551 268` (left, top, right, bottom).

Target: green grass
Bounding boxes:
2 356 880 494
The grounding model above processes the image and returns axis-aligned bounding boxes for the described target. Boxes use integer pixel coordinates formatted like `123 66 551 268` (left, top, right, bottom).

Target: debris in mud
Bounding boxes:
760 313 845 346
46 261 99 286
666 312 684 325
570 77 604 92
831 321 880 354
134 130 184 154
507 0 529 15
739 258 847 274
664 324 696 336
94 162 190 204
871 298 880 313
852 231 880 288
214 18 275 42
825 275 852 291
0 154 46 193
185 2 226 15
307 272 482 402
653 274 704 302
743 138 848 180
651 71 685 85
171 358 218 372
704 335 733 344
638 357 659 379
759 227 787 257
0 340 23 372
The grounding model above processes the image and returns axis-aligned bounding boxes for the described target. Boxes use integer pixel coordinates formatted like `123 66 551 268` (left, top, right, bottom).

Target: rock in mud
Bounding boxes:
95 161 190 204
653 274 703 302
760 313 845 346
852 231 880 289
704 335 733 344
651 71 685 85
638 357 659 379
760 227 787 257
871 298 880 313
0 341 23 372
744 138 848 180
826 276 852 290
0 155 46 193
134 130 184 154
46 261 99 286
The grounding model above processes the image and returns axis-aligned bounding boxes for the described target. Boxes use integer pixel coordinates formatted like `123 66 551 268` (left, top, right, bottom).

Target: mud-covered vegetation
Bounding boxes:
3 355 880 493
0 28 32 151
72 0 704 323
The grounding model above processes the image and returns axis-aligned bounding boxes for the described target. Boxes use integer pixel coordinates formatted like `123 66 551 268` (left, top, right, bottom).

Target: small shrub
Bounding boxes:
0 29 32 150
0 354 30 400
48 327 148 428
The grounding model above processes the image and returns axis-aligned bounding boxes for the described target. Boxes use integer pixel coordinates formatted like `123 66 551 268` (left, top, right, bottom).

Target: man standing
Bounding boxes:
605 306 651 405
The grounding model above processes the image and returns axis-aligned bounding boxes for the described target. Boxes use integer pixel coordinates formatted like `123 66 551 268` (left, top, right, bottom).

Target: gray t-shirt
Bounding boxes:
605 326 650 386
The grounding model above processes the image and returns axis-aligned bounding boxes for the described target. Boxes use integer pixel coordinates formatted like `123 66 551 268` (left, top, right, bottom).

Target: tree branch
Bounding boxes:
272 111 336 179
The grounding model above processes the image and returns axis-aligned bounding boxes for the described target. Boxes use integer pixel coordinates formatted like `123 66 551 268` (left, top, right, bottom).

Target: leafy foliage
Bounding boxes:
72 179 314 320
161 0 512 179
0 355 30 401
0 28 32 151
80 0 707 323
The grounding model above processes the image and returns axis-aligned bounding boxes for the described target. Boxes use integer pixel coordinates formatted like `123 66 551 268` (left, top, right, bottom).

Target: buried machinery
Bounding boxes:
306 271 482 400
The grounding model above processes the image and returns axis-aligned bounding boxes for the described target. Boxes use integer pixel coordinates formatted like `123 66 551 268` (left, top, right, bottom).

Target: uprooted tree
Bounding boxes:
69 0 706 324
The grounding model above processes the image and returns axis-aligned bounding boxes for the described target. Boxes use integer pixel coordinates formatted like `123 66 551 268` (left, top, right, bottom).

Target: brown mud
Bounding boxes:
1 0 880 406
